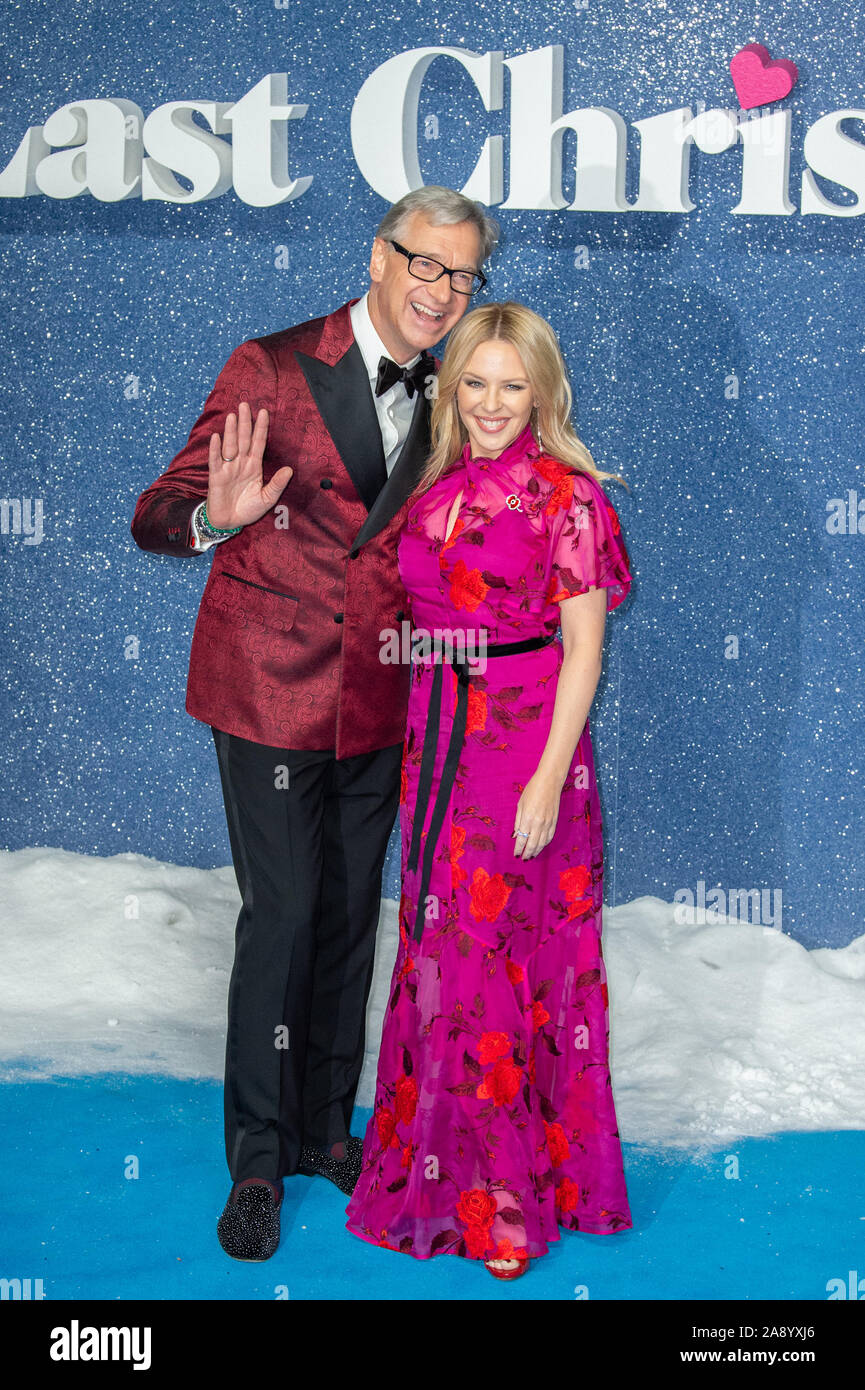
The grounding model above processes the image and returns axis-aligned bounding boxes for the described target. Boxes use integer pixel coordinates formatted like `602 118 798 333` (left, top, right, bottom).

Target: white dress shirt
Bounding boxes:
190 292 420 551
349 291 421 476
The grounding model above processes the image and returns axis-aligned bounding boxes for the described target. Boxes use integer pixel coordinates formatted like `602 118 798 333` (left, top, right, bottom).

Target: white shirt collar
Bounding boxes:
350 292 420 382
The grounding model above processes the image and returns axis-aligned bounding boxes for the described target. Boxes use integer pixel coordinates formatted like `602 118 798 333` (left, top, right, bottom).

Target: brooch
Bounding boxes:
505 494 522 511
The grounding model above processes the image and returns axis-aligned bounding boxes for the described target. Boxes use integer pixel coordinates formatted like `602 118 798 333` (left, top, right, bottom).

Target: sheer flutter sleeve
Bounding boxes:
539 459 632 612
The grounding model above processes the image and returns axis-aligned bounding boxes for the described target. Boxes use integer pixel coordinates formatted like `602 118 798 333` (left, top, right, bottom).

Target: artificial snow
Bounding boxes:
1 846 863 1150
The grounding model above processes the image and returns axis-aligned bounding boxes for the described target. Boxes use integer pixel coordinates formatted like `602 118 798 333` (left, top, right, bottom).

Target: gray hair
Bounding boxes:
376 186 499 266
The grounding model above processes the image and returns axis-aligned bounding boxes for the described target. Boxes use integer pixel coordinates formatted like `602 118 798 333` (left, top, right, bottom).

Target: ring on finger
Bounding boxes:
221 453 237 462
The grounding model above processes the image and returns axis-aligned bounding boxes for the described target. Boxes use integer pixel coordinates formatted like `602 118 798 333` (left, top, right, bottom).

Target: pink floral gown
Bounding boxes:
344 422 633 1262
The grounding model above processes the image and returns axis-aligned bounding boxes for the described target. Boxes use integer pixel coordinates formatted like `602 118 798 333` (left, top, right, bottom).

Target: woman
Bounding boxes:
345 302 633 1279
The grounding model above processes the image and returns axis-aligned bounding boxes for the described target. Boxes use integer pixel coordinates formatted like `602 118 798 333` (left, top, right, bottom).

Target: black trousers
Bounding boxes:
211 727 402 1182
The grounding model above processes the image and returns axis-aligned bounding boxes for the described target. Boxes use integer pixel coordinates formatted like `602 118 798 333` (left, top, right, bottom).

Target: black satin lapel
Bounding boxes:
349 390 431 554
296 345 386 513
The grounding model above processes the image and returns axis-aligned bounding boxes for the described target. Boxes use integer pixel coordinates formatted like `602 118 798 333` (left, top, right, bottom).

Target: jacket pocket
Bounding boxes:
201 568 299 633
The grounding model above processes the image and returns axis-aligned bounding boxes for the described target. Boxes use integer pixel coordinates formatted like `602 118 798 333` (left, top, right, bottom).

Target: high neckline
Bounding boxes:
459 421 539 473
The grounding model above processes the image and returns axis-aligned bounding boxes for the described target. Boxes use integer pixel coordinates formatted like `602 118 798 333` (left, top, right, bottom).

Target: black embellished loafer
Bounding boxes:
297 1135 364 1195
217 1177 283 1261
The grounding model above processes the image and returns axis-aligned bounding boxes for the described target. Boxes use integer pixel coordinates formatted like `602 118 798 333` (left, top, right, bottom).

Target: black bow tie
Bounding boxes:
375 353 432 400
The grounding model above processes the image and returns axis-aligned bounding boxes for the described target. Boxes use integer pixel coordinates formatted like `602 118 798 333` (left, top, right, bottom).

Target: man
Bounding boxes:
131 186 498 1261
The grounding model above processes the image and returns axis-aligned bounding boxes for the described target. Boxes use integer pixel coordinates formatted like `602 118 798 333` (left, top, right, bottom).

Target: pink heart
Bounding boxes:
729 42 799 109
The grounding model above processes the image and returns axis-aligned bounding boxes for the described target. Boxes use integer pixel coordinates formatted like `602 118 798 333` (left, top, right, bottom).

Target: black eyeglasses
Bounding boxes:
388 240 487 297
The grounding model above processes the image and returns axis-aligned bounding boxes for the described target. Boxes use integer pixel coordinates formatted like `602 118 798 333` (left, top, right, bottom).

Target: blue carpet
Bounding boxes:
0 1074 860 1300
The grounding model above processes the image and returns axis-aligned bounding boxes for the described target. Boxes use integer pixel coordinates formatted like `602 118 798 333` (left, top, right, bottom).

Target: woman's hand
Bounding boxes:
513 768 564 859
206 400 294 530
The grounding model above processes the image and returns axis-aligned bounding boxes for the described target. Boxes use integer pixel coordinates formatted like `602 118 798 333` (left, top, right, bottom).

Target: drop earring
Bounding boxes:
533 405 543 452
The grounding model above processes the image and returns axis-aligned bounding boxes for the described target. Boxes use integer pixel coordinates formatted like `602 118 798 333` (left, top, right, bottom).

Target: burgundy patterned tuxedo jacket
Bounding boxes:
131 300 434 757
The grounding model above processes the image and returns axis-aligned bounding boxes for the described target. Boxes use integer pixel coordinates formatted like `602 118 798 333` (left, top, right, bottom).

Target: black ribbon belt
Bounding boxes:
406 630 556 943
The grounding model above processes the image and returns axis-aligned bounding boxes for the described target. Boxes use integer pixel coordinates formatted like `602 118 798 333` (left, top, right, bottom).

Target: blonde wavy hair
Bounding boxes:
418 301 628 495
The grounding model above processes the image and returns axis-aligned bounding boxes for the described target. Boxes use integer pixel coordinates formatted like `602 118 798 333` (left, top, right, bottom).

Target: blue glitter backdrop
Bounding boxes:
1 0 863 947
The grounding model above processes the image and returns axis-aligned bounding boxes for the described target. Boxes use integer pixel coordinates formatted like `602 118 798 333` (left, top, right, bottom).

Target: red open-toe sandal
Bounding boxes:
485 1256 530 1280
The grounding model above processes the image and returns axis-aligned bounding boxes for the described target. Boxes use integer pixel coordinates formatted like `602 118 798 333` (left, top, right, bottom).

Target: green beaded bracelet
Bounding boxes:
200 501 242 537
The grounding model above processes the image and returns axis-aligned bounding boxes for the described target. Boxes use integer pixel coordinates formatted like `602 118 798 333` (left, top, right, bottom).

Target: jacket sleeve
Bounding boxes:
130 337 279 557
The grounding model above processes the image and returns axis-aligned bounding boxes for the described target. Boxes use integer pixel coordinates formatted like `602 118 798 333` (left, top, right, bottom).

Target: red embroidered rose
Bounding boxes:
399 760 407 805
601 981 609 1007
605 503 620 534
466 685 488 735
535 456 571 484
457 1189 497 1228
449 559 489 612
400 1144 413 1169
555 1177 581 1213
505 959 525 985
394 1073 418 1126
477 1031 511 1065
544 1121 571 1167
490 1237 529 1261
449 821 467 889
469 866 512 923
464 1222 494 1258
376 1107 399 1150
535 457 576 516
545 575 575 605
559 863 593 918
476 1055 523 1106
397 953 415 981
531 999 551 1032
439 515 465 564
559 863 592 899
